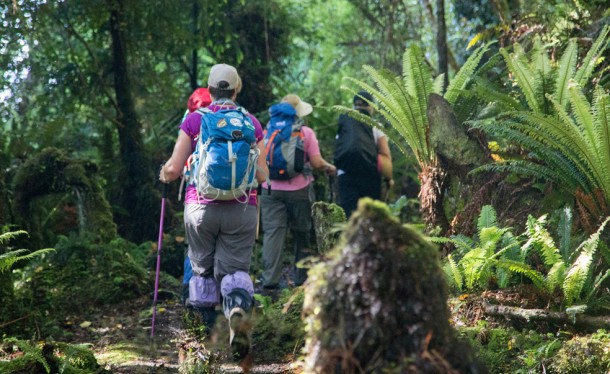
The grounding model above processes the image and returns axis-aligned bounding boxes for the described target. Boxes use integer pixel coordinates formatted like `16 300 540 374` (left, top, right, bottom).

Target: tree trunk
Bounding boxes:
189 0 200 91
303 198 483 373
107 0 158 242
436 0 448 91
419 164 449 233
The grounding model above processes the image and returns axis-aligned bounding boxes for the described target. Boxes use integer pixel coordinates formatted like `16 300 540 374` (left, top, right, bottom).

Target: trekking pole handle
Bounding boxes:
161 181 168 198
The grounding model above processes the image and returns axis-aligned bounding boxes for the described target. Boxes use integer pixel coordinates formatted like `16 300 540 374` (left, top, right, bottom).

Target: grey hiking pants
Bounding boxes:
260 184 314 287
184 203 257 281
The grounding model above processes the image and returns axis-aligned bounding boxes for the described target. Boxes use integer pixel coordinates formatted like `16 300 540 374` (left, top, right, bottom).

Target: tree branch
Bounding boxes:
483 303 610 330
50 9 120 118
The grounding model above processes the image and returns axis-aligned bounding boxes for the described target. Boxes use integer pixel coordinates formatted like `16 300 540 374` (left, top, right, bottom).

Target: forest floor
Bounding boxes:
65 283 294 374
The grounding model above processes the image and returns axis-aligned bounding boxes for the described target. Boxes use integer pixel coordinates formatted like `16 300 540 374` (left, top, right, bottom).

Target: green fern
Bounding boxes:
443 253 463 291
2 338 50 373
574 25 610 87
337 42 492 172
525 215 563 268
477 205 497 231
444 42 494 105
0 231 54 273
475 82 610 209
563 217 610 305
474 27 610 218
557 206 573 262
445 205 544 292
495 259 546 291
55 342 99 371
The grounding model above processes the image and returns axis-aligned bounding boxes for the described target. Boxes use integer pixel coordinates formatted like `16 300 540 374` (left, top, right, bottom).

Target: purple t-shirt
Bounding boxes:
180 104 264 205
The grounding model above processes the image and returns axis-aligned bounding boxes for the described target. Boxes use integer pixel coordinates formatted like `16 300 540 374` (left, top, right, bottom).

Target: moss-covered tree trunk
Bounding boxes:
303 198 484 373
311 201 346 254
428 93 493 238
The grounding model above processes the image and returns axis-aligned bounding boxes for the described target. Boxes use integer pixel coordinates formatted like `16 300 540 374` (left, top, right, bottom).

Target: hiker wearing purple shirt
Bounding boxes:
160 64 267 367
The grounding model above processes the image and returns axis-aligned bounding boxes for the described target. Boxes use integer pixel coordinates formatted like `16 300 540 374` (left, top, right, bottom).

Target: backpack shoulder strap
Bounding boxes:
195 107 213 116
292 118 304 132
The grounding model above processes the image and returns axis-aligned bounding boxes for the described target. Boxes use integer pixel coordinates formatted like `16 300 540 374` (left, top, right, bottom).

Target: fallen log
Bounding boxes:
483 303 610 330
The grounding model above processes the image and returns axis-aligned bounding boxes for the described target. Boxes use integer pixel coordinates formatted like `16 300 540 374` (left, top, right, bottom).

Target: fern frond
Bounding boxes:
447 254 463 291
462 248 486 290
531 38 553 113
0 248 54 273
433 74 445 94
525 214 562 267
0 230 28 246
496 259 546 291
591 86 610 200
404 44 434 117
4 338 51 373
574 25 610 86
555 39 578 108
557 206 573 262
477 205 497 231
450 234 475 256
444 42 492 105
342 55 435 166
568 82 596 149
479 227 504 249
472 79 525 112
563 217 610 305
546 261 568 293
586 268 610 303
55 342 98 370
501 47 542 112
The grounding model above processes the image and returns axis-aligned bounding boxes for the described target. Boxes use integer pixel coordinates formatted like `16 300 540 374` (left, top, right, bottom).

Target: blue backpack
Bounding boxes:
264 102 306 180
189 106 259 201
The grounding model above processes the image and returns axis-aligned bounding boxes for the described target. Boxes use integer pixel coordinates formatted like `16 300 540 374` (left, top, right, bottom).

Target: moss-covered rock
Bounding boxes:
302 198 484 373
549 330 610 373
12 147 116 247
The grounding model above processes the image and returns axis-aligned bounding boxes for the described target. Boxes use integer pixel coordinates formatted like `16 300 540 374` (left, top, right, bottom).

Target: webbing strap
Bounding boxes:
265 130 281 165
228 141 236 190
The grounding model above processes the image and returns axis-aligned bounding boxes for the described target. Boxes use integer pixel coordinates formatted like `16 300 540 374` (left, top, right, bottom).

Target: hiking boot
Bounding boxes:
223 288 254 363
229 307 251 362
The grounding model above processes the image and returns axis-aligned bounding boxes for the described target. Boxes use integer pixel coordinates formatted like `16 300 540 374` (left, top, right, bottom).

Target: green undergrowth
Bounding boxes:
252 287 306 363
13 235 150 338
0 338 110 374
458 321 610 373
178 287 306 372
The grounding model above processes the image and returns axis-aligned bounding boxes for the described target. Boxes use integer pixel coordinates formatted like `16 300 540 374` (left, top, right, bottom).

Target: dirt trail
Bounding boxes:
75 291 292 373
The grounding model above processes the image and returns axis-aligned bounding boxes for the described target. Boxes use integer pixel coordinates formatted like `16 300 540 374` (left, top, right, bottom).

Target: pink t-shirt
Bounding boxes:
180 104 264 205
261 126 321 191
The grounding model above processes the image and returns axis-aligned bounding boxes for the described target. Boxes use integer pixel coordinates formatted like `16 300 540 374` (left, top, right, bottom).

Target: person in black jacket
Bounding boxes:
334 91 393 218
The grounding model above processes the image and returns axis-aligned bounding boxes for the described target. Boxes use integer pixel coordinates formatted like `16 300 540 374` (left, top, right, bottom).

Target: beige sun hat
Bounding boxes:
282 94 313 117
208 64 240 90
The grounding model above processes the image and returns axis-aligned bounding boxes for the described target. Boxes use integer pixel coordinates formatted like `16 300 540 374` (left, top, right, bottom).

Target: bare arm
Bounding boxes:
309 154 337 176
160 130 192 183
377 136 393 179
255 139 269 183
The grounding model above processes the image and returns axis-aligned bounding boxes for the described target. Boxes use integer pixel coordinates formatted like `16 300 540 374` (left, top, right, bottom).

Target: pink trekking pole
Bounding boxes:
151 182 168 338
